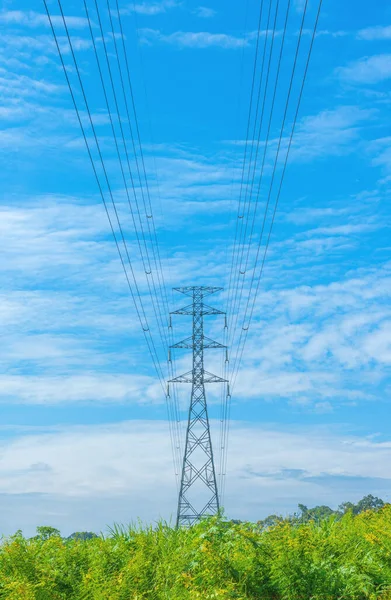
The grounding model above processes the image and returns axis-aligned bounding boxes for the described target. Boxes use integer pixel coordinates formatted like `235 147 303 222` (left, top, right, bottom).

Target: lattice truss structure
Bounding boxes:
169 287 227 527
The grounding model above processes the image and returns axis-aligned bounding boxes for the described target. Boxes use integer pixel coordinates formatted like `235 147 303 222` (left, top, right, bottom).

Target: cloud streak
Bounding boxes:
0 420 391 535
139 28 249 48
0 10 89 29
338 54 391 84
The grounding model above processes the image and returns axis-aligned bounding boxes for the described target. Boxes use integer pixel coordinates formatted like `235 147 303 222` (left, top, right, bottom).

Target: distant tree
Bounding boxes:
309 505 334 522
297 504 334 523
67 532 98 541
338 501 355 515
338 495 384 516
256 494 385 529
298 504 309 522
353 494 384 515
34 526 61 541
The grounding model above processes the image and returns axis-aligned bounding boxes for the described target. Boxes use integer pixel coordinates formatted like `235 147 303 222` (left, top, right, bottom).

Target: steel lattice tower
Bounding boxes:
169 286 227 527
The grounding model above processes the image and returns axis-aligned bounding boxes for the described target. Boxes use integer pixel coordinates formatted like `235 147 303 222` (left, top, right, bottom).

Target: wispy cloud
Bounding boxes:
123 1 181 16
357 25 391 41
0 10 89 29
314 29 348 38
290 105 373 161
337 54 391 84
1 420 391 535
194 6 217 18
0 374 161 405
139 28 249 48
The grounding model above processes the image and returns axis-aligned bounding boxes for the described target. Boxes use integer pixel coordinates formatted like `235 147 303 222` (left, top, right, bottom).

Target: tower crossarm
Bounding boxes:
169 370 227 384
171 304 225 316
173 286 223 297
170 336 226 349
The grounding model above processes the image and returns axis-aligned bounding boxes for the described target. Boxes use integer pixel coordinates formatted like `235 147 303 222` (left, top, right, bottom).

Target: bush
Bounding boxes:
0 506 390 599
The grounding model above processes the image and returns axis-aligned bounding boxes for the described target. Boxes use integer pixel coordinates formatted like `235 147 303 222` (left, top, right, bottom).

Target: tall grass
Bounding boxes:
1 506 391 599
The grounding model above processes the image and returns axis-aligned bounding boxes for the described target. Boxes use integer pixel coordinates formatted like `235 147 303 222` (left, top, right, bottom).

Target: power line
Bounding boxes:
227 0 277 339
43 0 167 396
112 0 171 325
225 0 268 331
219 2 272 501
110 0 183 472
46 0 183 487
220 0 322 502
83 0 168 358
88 0 169 351
229 0 291 354
218 0 251 499
230 0 323 393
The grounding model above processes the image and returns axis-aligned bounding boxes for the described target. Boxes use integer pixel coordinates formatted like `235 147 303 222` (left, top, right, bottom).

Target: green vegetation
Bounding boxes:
1 497 390 599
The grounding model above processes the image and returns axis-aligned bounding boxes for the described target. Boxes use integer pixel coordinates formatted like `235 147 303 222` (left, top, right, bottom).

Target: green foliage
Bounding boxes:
1 504 391 599
67 533 98 542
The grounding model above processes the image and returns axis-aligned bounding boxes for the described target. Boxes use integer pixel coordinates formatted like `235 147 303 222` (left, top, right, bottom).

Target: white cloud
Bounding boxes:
0 374 162 405
125 1 180 15
357 25 391 41
290 105 373 161
228 259 391 404
338 54 391 84
294 0 306 12
227 105 374 164
0 10 89 29
139 28 249 49
315 29 348 38
0 420 390 535
195 6 217 18
0 32 93 62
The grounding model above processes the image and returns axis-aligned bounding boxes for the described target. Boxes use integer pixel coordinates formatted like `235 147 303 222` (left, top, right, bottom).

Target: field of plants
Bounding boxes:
1 505 391 599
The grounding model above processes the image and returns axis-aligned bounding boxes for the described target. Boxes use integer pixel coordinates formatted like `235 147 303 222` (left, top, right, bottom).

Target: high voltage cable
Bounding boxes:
226 0 314 496
221 0 322 503
90 0 168 343
83 1 168 356
89 0 182 481
229 0 291 354
128 0 184 461
219 0 269 497
43 0 166 391
113 0 184 472
218 0 251 499
226 0 274 335
44 1 183 482
111 0 183 473
107 0 169 320
225 0 267 332
221 0 273 502
231 0 322 393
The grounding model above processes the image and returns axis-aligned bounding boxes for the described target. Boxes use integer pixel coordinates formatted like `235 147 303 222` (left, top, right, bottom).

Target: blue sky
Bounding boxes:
0 0 390 536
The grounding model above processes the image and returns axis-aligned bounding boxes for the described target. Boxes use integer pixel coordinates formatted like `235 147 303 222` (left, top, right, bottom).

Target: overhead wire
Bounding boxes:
219 0 269 498
92 0 182 482
224 0 268 334
43 0 167 396
88 0 167 352
218 0 251 499
221 0 275 503
44 0 182 484
229 0 291 356
230 0 323 394
226 0 274 337
221 0 323 502
112 0 171 338
83 0 167 357
113 0 183 477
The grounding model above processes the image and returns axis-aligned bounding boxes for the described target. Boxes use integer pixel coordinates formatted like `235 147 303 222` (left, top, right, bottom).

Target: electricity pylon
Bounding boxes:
169 286 227 527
